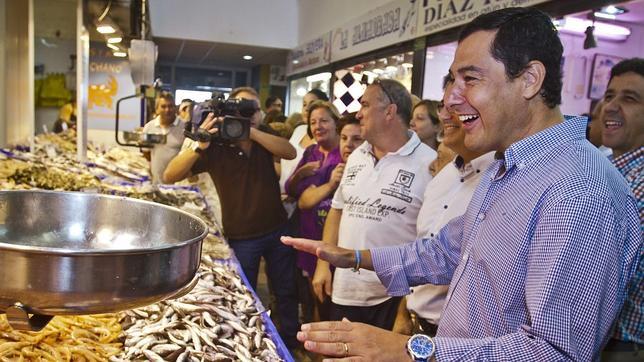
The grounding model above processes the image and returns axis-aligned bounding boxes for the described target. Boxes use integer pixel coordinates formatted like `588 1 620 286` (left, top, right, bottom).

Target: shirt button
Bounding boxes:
443 205 448 209
478 213 485 221
518 162 526 169
238 151 243 156
462 252 469 262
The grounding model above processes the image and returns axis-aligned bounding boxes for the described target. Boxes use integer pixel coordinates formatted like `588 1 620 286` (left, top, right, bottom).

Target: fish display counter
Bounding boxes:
0 130 292 361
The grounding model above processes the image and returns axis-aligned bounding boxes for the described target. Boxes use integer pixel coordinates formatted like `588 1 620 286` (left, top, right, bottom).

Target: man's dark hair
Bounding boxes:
155 91 175 109
180 98 193 104
265 95 280 109
609 58 644 83
459 7 563 108
374 79 413 126
307 88 329 102
337 112 360 134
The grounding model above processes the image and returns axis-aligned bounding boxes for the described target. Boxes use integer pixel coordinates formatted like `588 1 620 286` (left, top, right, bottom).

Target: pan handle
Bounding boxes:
164 274 199 301
5 303 54 331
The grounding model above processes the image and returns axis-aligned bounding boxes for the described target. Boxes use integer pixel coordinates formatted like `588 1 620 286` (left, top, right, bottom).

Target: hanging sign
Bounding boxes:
87 43 140 131
417 0 551 37
330 0 419 62
286 32 332 76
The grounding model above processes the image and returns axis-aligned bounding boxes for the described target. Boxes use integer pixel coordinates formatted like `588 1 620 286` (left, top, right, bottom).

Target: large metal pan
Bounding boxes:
0 190 208 330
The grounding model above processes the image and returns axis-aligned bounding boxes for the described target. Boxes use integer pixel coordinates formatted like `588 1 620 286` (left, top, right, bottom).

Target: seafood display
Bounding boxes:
8 163 100 191
0 314 122 361
115 260 282 362
0 131 288 360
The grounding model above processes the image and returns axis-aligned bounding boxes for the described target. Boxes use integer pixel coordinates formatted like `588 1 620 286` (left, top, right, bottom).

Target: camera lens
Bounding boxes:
225 120 244 138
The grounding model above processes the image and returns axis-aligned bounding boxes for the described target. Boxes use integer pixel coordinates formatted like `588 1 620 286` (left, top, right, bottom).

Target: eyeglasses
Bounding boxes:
372 79 394 105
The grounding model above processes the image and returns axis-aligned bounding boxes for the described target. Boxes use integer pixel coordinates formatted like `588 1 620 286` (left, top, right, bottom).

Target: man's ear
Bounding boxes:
521 61 546 101
385 103 398 120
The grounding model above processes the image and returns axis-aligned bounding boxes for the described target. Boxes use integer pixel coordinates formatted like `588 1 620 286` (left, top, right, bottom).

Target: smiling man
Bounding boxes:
282 7 641 361
601 58 643 361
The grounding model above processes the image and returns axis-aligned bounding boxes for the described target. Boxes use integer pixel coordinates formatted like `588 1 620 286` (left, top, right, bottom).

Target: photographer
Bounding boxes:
163 87 300 349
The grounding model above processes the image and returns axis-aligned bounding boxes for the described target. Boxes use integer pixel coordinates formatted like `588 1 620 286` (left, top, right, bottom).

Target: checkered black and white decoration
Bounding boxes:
333 69 367 115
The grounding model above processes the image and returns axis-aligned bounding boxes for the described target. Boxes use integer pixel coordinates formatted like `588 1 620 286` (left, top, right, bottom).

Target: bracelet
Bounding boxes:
352 250 361 273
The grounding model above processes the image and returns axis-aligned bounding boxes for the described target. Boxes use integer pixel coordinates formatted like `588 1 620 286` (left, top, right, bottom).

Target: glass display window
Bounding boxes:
287 72 331 115
422 42 457 102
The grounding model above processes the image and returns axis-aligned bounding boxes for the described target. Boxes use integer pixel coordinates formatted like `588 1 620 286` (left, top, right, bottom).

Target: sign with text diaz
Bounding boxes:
417 0 550 36
330 0 419 63
286 32 332 76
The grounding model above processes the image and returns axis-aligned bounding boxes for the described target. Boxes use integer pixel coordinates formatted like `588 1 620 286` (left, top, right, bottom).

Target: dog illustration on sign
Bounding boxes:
88 75 118 109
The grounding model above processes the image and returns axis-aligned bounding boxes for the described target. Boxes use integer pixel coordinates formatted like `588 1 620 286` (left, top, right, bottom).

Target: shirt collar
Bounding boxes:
360 131 422 158
611 146 644 173
153 116 180 128
500 115 586 172
454 151 496 177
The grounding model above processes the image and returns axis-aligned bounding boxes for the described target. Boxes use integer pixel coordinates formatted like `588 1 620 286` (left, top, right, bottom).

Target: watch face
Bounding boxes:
409 334 434 359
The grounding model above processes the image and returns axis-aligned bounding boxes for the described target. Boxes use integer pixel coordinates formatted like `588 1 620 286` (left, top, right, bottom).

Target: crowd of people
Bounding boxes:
140 7 641 361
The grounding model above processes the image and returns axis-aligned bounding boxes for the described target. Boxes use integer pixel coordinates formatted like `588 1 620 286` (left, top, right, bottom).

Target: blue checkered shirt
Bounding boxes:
610 146 644 344
372 116 642 361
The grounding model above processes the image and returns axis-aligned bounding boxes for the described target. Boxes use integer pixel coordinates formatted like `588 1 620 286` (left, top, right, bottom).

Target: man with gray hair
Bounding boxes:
311 79 436 329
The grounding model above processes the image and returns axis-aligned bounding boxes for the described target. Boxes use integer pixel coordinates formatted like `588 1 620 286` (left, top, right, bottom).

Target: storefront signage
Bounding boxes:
417 0 551 36
330 0 419 62
286 32 332 76
87 44 139 131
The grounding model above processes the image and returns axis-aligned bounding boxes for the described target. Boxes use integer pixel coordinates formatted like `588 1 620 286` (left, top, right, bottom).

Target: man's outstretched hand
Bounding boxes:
280 236 354 269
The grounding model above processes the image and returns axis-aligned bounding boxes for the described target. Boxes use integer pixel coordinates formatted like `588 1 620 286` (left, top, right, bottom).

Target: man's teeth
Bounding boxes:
459 114 479 122
605 120 622 128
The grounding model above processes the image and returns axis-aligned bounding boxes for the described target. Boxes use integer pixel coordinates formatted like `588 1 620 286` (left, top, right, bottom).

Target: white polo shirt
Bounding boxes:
407 152 495 322
331 131 436 307
143 116 185 183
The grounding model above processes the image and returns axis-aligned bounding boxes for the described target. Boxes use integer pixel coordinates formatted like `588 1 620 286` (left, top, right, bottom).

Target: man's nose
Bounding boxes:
602 98 619 115
444 84 464 111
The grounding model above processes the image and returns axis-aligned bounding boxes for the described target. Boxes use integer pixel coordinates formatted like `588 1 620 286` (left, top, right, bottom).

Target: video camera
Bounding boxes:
184 93 257 143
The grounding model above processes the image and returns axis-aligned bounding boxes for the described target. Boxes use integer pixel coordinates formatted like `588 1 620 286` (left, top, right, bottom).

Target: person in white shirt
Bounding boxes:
312 79 436 329
403 96 495 336
142 92 185 183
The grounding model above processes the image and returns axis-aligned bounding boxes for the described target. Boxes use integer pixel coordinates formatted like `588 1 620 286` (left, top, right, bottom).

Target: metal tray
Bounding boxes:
122 130 167 145
0 190 207 330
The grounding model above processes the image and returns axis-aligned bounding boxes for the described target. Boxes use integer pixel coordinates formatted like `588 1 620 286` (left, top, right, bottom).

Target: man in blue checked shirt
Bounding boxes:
282 7 642 362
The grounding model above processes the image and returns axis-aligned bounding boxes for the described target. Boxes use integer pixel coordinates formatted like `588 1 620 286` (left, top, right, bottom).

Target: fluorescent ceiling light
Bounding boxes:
242 55 253 60
107 43 120 51
306 72 332 83
292 59 300 64
107 35 122 44
594 12 616 20
296 87 307 96
600 5 627 15
113 51 127 58
97 24 116 34
555 17 631 41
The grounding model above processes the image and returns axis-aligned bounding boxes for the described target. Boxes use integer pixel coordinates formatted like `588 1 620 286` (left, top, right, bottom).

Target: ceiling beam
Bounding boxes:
199 43 217 65
173 39 186 64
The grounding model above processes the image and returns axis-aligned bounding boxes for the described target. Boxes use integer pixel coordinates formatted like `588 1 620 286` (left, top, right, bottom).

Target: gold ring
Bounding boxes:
343 342 349 357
